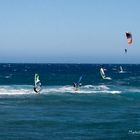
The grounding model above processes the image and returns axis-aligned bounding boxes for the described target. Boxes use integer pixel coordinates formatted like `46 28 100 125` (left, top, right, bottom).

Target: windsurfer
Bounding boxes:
33 87 41 93
73 76 83 91
34 73 41 93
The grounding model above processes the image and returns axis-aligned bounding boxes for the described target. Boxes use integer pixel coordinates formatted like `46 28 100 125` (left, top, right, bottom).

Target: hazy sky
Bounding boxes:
0 0 140 63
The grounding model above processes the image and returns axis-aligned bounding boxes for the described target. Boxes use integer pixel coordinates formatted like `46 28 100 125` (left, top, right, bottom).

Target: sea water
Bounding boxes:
0 64 140 139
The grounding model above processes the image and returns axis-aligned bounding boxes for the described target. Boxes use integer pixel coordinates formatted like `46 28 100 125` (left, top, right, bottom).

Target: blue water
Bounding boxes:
0 64 140 139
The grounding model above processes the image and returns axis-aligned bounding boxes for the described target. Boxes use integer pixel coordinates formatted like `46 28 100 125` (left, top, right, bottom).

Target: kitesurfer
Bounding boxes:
125 48 127 54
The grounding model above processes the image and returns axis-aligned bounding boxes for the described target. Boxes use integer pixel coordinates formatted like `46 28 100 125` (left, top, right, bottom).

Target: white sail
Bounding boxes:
119 66 126 73
100 68 111 80
100 68 106 79
120 66 123 72
35 74 40 86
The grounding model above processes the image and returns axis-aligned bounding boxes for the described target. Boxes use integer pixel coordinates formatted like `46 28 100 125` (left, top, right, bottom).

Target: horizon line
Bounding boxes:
0 62 139 65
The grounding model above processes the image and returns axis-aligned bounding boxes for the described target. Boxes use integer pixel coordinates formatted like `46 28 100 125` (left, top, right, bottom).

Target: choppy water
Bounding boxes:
0 64 140 139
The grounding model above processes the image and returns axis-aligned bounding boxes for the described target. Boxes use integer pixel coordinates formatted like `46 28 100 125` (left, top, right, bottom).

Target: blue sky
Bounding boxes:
0 0 140 63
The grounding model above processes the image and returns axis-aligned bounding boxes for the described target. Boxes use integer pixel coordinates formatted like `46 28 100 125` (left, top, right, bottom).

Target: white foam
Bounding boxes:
0 85 122 95
41 85 120 94
84 85 110 90
0 88 31 95
0 85 33 95
127 89 140 93
4 74 12 79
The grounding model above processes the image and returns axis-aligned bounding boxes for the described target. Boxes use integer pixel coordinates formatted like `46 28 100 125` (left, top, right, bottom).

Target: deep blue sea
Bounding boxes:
0 63 140 140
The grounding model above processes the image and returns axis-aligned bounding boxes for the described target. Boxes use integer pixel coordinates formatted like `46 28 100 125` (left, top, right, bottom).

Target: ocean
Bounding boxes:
0 63 140 140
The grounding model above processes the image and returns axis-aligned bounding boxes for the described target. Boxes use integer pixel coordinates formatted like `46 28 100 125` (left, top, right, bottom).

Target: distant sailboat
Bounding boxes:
33 73 41 93
100 68 111 80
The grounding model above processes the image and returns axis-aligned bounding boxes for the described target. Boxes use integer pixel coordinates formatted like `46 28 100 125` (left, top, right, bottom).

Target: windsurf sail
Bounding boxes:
100 68 106 79
34 73 41 93
120 66 123 72
78 76 83 84
125 32 132 45
100 68 111 80
119 66 126 73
